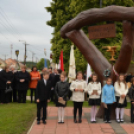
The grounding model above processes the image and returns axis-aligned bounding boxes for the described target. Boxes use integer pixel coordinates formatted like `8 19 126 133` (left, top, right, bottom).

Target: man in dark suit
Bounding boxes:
36 71 51 125
48 68 55 101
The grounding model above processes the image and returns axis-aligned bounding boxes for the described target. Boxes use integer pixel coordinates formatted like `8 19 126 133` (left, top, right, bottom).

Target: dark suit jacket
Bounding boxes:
0 70 14 90
15 71 31 90
36 79 51 101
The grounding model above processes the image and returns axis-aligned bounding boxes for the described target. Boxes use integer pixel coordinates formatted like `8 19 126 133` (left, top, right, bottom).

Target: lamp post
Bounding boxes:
15 50 19 70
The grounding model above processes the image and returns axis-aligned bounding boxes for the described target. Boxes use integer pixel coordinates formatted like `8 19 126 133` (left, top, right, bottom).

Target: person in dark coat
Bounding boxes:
36 71 51 125
16 65 30 103
126 73 133 82
10 65 18 102
0 66 14 103
128 77 134 123
55 73 69 123
48 68 55 101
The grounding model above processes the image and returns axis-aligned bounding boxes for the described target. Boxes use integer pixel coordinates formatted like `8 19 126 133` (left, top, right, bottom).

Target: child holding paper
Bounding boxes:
55 73 69 123
86 73 101 123
70 71 87 123
102 77 116 123
128 77 134 123
114 74 128 123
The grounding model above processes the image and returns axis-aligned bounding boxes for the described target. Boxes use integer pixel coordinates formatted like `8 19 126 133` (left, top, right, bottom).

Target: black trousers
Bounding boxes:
104 104 112 121
13 88 17 102
37 100 47 121
0 89 11 103
0 89 6 103
30 88 36 103
50 90 55 101
131 102 134 123
18 90 27 103
73 102 83 120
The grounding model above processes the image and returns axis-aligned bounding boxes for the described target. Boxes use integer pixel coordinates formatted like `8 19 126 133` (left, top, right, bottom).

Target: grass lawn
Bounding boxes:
0 101 36 134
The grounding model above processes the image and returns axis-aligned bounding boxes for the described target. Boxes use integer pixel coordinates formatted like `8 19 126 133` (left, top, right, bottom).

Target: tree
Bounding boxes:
37 58 50 70
46 0 134 72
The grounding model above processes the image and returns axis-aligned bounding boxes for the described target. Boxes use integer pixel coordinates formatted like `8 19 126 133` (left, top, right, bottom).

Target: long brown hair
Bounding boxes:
117 73 127 89
91 73 99 84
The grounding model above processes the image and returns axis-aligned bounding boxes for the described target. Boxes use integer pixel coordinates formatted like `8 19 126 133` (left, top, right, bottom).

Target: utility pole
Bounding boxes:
36 57 38 63
29 51 35 66
3 54 7 60
19 40 29 65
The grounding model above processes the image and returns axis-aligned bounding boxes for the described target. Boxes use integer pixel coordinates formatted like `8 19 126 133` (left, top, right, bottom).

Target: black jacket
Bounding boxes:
48 73 55 88
36 79 51 101
55 81 69 101
0 70 14 90
128 85 134 101
16 71 30 90
53 74 60 87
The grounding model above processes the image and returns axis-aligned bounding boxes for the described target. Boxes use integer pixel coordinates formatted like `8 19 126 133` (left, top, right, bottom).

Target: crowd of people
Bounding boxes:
0 65 134 125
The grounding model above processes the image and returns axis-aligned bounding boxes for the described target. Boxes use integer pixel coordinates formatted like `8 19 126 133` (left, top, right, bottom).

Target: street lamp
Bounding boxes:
15 50 19 70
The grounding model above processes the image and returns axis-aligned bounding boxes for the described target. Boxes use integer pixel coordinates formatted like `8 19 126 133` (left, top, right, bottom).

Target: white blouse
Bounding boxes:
114 82 128 97
70 80 87 102
86 82 101 99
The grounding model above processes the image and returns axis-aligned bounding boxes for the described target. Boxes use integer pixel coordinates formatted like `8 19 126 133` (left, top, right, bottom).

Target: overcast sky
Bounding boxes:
0 0 53 62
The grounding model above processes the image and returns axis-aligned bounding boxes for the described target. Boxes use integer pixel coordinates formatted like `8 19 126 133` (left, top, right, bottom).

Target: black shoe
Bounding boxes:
104 120 107 123
116 119 120 123
37 121 40 125
43 120 46 124
78 119 82 123
61 121 64 124
58 121 62 124
120 119 124 123
74 119 77 123
107 120 111 123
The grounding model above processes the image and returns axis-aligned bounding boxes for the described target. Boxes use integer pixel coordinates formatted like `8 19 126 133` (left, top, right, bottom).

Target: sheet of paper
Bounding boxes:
58 100 66 105
103 103 107 109
77 84 82 90
119 97 125 104
93 90 97 95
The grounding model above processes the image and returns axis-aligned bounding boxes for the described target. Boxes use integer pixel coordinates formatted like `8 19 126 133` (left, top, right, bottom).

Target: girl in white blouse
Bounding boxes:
114 74 128 123
70 71 87 123
86 74 101 123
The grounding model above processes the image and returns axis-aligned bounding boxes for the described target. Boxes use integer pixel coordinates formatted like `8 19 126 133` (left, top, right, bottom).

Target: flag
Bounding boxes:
44 58 47 67
68 45 76 83
86 64 92 83
59 50 64 71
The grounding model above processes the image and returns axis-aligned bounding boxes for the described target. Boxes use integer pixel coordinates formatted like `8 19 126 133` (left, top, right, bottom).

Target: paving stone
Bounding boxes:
27 107 132 134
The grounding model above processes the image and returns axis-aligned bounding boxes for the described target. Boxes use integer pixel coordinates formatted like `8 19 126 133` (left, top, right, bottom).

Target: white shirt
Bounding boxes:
114 82 128 97
86 82 101 99
44 79 47 85
70 79 87 102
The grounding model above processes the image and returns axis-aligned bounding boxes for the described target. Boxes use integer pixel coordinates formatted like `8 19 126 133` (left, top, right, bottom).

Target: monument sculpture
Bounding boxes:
60 5 134 118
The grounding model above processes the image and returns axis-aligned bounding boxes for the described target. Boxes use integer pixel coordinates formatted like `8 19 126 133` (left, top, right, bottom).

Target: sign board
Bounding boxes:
88 24 116 39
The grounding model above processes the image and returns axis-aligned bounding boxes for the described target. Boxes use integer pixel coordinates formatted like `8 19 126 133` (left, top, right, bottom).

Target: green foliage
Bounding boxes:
22 61 36 69
46 0 134 72
36 58 50 70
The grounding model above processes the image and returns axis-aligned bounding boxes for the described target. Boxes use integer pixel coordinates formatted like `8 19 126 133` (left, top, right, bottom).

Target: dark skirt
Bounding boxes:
56 101 67 107
115 96 127 108
88 98 101 106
